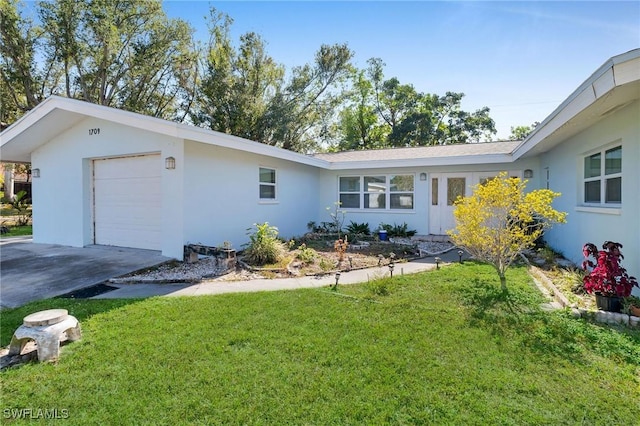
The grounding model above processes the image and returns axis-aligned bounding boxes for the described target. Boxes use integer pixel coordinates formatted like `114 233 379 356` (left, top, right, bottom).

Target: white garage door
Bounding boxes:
94 155 162 250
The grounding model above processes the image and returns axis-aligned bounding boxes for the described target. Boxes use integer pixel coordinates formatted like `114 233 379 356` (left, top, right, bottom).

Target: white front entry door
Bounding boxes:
429 173 472 235
93 155 162 250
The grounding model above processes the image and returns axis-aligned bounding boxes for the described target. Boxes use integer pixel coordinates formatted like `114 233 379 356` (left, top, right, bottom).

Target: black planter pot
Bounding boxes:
595 294 622 312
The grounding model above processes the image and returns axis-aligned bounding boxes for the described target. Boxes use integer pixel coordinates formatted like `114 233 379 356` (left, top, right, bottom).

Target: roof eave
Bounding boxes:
513 49 640 160
0 96 331 169
326 153 515 170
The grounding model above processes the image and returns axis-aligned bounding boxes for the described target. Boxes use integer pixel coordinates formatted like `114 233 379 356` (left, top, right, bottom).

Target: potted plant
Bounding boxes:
582 241 639 312
622 295 640 317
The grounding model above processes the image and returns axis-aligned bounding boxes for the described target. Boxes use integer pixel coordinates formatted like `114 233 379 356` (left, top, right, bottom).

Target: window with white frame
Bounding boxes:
339 175 414 210
390 175 414 209
583 145 621 205
259 167 276 200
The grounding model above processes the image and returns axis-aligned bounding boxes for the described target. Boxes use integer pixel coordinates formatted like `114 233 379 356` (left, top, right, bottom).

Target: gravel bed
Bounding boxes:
390 238 454 255
110 240 455 284
110 257 229 283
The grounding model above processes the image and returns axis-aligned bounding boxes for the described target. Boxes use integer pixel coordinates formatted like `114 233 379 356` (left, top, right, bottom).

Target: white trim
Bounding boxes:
0 96 330 168
259 166 277 201
580 143 622 206
338 173 416 212
575 206 622 215
512 49 640 160
326 153 514 170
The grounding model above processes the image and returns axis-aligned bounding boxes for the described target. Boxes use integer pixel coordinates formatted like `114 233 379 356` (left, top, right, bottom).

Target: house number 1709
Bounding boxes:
89 128 100 135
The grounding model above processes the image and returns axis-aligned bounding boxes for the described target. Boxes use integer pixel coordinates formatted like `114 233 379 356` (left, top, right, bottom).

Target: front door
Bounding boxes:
429 173 471 235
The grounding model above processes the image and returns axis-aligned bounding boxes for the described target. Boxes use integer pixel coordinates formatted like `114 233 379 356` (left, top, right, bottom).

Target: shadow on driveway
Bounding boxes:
0 240 170 309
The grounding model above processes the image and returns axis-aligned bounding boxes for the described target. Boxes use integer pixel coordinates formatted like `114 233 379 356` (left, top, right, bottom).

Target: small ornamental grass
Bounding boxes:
242 222 286 266
1 264 638 424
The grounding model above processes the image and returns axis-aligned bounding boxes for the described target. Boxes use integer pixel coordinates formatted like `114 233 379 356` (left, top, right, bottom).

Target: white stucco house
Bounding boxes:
1 49 638 283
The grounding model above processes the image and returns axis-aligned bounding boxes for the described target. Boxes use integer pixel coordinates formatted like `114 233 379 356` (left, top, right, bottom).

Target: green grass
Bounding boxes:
1 263 639 424
0 225 32 237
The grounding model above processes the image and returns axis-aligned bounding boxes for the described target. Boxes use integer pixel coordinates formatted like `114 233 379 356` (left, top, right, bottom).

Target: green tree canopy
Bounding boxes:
1 0 198 122
334 59 496 150
2 1 497 154
192 8 353 153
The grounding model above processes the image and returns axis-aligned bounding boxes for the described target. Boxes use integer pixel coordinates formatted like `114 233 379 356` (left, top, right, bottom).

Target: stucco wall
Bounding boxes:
316 157 540 236
183 140 321 249
31 116 184 258
541 100 639 292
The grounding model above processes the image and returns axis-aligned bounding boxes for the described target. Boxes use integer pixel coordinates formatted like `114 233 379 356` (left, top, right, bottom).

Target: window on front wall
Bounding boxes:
583 145 621 205
390 175 414 209
259 167 276 200
339 175 414 210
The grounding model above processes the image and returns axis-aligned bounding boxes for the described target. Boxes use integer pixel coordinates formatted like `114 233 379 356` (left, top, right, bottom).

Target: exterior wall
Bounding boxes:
541 100 639 292
31 116 184 258
316 157 540 236
182 140 321 249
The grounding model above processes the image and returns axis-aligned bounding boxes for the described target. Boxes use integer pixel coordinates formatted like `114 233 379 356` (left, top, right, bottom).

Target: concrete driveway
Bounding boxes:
0 239 170 309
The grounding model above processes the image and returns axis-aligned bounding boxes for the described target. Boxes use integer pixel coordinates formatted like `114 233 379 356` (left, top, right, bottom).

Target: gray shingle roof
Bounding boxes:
312 141 520 162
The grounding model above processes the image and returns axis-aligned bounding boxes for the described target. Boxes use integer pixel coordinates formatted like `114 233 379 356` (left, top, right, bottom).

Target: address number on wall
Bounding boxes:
89 128 100 135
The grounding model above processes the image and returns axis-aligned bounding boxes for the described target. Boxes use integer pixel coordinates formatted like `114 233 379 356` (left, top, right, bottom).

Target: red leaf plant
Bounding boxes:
582 241 638 297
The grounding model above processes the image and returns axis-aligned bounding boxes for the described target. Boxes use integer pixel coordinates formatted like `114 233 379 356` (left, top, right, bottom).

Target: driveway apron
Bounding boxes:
0 240 169 309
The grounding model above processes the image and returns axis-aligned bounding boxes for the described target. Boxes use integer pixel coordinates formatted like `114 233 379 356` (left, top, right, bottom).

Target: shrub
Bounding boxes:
11 190 32 226
378 222 417 238
326 202 347 236
243 223 286 266
448 172 566 291
346 221 370 236
319 257 334 272
582 241 638 297
296 244 317 264
334 236 349 263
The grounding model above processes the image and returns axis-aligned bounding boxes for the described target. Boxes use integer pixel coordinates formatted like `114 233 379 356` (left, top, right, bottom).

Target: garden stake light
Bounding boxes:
388 263 394 278
458 250 464 264
348 256 353 270
435 257 441 270
333 272 341 290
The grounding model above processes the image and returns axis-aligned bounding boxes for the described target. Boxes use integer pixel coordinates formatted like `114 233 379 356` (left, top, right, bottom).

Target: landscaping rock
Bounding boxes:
555 258 575 268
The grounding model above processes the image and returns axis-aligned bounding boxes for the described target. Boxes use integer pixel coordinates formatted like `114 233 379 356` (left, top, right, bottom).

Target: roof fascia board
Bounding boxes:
326 153 514 170
176 125 330 168
512 49 640 160
1 96 59 143
1 96 331 169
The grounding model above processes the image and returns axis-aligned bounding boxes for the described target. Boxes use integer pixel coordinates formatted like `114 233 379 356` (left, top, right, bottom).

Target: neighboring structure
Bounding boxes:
0 163 31 201
1 49 638 283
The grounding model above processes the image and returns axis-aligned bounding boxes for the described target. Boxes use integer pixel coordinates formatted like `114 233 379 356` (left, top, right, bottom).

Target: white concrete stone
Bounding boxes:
23 309 68 326
9 312 81 362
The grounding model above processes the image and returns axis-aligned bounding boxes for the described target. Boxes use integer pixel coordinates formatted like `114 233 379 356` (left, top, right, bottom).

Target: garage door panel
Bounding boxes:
94 155 162 250
94 155 161 178
95 179 160 195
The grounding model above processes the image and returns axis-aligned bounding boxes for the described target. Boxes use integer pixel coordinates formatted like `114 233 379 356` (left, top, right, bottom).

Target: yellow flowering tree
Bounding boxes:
448 172 567 291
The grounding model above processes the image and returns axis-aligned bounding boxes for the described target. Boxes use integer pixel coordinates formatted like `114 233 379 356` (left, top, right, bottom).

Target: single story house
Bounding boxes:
1 49 638 283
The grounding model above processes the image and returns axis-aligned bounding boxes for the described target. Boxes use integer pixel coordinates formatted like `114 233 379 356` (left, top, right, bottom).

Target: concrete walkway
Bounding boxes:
93 249 469 300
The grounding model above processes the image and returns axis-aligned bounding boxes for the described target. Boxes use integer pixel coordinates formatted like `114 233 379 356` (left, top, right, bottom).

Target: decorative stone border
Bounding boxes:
528 264 639 329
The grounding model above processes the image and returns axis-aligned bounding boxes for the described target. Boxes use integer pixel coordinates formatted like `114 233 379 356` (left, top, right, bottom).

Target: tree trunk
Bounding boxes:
3 166 15 201
499 273 507 292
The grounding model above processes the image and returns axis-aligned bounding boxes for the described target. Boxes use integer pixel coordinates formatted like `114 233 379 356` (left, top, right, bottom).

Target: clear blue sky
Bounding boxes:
164 1 639 140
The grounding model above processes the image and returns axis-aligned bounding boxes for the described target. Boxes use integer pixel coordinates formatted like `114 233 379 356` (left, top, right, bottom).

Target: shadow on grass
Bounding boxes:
0 297 144 347
454 268 640 366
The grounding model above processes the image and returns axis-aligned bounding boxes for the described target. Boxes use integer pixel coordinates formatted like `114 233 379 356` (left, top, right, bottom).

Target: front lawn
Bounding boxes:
0 225 32 238
1 263 639 424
